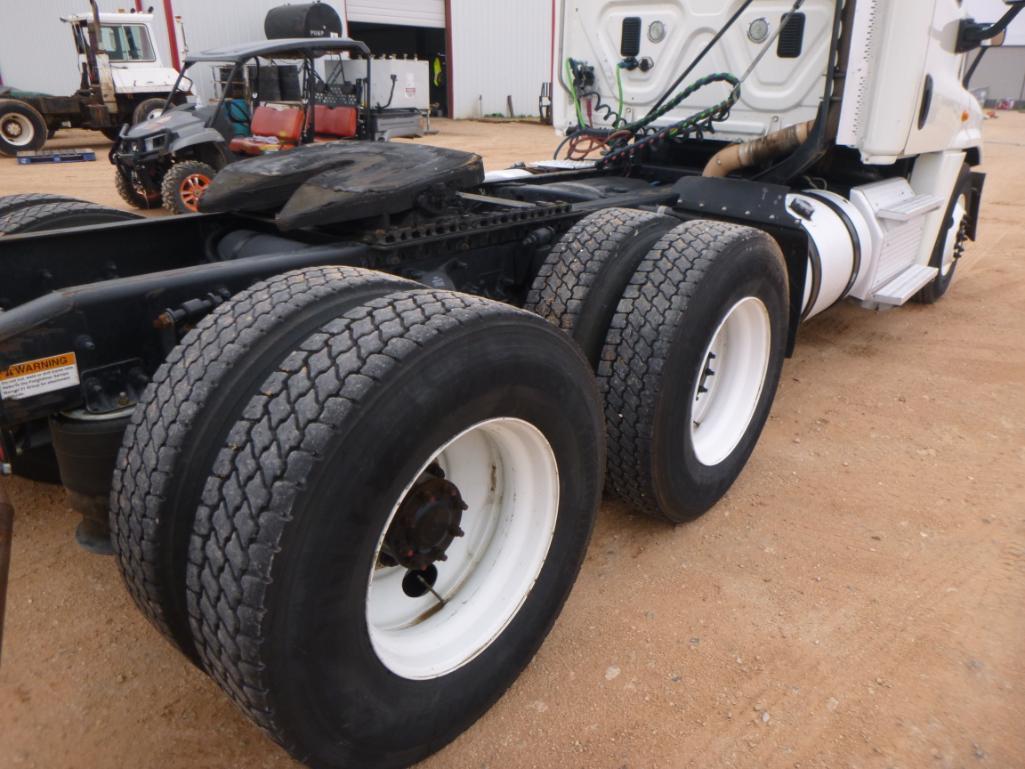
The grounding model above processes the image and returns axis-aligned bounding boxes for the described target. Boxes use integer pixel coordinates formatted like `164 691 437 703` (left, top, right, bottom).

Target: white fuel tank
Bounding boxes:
786 191 873 320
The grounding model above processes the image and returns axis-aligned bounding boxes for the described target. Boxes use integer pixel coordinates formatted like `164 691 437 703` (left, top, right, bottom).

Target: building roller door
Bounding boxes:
345 0 445 28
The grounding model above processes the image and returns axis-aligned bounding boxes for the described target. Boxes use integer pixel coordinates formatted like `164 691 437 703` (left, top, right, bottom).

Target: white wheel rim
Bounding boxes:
940 195 967 278
690 297 771 467
1 114 34 147
366 417 560 680
145 107 163 122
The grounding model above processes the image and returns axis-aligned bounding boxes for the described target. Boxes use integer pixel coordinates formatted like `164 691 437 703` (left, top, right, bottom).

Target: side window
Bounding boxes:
101 25 155 62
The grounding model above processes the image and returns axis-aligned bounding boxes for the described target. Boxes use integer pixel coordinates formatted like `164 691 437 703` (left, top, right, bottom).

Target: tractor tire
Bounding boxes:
114 167 160 209
0 99 47 156
0 193 83 218
186 289 604 769
525 207 677 369
600 219 789 522
132 98 167 125
110 266 419 664
161 160 216 214
0 200 140 235
914 164 972 304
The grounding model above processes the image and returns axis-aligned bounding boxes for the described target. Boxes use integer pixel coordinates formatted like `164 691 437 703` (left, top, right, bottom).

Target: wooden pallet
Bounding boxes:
16 148 97 165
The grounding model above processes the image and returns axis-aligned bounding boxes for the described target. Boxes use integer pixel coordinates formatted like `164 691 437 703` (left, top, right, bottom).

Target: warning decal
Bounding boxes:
0 353 80 401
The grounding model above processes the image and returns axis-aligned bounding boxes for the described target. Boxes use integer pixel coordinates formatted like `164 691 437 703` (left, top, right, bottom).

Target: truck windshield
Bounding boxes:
100 24 155 62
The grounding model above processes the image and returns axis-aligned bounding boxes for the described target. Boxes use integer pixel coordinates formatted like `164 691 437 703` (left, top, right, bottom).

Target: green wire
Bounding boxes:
565 58 585 126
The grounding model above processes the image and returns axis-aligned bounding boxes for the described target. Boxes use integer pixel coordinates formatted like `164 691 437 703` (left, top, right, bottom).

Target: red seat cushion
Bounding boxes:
229 105 305 155
250 105 304 142
313 105 357 138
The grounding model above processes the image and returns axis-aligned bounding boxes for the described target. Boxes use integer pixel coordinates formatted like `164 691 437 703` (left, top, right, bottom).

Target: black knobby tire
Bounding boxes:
0 200 140 235
525 207 678 368
0 99 47 156
913 164 972 304
0 193 83 218
132 98 167 125
114 167 160 209
600 219 789 522
110 266 419 664
161 160 217 214
186 289 604 769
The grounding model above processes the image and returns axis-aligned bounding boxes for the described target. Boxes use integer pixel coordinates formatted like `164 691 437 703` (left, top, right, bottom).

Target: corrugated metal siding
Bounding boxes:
0 0 146 95
346 0 446 28
449 0 552 118
968 46 1025 101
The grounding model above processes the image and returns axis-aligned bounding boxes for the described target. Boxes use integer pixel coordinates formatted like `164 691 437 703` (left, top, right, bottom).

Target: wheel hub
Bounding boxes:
383 476 467 571
3 119 22 139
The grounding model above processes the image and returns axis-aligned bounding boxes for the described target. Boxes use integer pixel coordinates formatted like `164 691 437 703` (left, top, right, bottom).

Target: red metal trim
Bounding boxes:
162 0 181 71
444 0 454 118
134 0 143 12
550 0 556 84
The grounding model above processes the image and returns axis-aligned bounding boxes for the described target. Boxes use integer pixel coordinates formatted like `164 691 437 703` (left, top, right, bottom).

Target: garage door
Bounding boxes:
345 0 445 28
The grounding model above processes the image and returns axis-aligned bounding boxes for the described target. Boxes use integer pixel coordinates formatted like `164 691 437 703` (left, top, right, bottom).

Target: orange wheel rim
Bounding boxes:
179 174 211 211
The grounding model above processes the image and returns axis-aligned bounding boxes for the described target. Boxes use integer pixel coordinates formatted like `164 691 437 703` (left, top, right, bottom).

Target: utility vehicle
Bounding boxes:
0 2 185 155
112 37 379 213
0 1 1018 767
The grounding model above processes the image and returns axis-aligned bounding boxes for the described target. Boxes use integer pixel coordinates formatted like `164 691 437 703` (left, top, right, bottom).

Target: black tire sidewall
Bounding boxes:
0 100 47 155
653 238 788 518
263 323 602 768
132 98 166 125
149 280 415 661
918 164 972 303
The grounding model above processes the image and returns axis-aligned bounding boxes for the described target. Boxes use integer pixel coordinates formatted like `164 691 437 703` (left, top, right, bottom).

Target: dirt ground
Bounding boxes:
1 115 1024 769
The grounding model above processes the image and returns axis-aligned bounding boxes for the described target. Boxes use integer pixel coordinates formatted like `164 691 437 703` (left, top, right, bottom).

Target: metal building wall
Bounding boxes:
0 0 132 95
968 47 1025 103
448 0 553 119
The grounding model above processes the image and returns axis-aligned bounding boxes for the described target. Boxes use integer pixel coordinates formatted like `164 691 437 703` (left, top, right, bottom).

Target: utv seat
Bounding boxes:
229 105 304 155
313 105 358 139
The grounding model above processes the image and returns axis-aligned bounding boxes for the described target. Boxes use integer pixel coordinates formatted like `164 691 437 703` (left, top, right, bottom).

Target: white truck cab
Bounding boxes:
553 0 1014 313
61 11 182 97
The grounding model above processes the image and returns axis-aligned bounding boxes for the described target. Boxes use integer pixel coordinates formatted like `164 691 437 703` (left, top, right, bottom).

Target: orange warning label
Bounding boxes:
0 353 79 400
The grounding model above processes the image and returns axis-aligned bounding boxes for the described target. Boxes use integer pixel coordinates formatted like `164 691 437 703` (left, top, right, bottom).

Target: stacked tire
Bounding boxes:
110 266 605 768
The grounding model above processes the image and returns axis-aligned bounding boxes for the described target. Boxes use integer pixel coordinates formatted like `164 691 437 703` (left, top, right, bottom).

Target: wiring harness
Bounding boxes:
558 59 739 166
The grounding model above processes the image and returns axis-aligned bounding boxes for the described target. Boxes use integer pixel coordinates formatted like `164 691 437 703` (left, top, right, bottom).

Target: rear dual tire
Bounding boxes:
529 212 789 523
111 267 418 663
111 272 604 769
600 220 788 521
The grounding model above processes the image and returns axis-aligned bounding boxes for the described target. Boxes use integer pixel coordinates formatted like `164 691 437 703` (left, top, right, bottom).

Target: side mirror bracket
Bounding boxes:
957 1 1025 53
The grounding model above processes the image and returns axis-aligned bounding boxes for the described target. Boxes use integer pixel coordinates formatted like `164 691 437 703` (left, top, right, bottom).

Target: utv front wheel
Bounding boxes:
161 160 216 214
188 290 604 769
114 167 160 209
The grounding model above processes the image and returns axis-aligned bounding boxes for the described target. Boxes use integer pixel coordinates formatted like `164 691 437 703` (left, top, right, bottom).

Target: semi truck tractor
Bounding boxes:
0 1 1019 767
0 3 185 155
